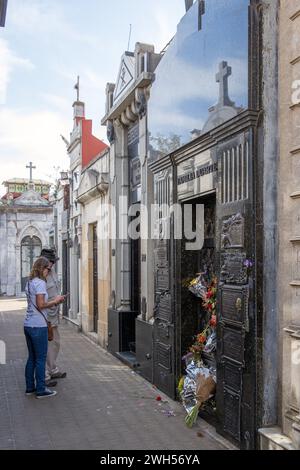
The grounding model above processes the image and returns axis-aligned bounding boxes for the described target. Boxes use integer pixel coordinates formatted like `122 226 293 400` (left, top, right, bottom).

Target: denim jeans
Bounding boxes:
24 327 48 394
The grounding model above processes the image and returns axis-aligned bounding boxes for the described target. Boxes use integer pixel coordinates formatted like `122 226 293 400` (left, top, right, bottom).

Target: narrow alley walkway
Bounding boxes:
0 298 234 450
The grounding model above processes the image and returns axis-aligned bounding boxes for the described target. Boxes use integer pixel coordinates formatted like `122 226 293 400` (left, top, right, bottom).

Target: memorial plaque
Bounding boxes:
128 122 139 146
224 362 242 393
221 213 245 249
157 322 170 341
157 293 172 322
220 252 248 285
220 285 249 326
130 157 141 189
155 242 169 267
157 267 169 292
156 342 172 371
222 326 245 364
224 388 241 440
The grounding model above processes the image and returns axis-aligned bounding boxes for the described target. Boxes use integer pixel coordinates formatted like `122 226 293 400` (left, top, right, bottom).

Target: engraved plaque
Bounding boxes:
224 388 241 440
220 285 249 326
222 326 245 364
157 293 172 322
155 243 168 267
156 342 171 371
157 322 170 340
224 362 242 393
221 213 244 249
220 252 248 284
157 268 169 291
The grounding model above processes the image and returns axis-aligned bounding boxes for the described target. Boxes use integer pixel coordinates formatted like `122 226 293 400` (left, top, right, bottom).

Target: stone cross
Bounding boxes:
74 76 80 101
216 61 234 107
26 162 36 183
198 0 205 30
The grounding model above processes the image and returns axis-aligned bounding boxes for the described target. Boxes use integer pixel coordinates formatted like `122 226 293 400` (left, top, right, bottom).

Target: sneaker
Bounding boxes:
45 379 57 387
51 371 67 379
36 388 57 399
25 389 36 396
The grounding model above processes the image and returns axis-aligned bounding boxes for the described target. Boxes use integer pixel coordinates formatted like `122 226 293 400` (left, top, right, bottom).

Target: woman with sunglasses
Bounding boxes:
24 257 65 398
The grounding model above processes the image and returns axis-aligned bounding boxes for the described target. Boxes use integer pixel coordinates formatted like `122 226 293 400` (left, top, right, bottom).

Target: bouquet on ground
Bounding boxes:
185 367 216 428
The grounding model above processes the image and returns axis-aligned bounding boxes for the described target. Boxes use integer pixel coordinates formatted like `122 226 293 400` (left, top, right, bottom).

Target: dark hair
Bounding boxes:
29 257 50 281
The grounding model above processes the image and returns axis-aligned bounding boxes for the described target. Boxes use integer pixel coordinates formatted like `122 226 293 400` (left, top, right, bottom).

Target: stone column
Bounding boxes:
139 113 154 320
118 123 131 311
0 212 8 295
15 244 21 297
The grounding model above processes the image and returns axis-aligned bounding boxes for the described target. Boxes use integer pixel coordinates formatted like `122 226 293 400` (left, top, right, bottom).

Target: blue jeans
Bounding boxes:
24 327 48 394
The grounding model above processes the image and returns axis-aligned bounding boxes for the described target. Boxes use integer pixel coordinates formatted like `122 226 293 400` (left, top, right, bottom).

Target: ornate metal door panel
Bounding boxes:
21 236 42 291
153 169 176 398
93 224 98 333
216 130 256 449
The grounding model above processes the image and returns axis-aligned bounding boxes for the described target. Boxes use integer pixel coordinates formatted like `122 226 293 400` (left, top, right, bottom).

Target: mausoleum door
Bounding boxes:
153 168 176 398
21 236 42 291
215 130 256 449
92 224 98 333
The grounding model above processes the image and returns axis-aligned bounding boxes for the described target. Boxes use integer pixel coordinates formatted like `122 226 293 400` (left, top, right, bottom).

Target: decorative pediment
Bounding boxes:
13 189 49 207
113 52 135 103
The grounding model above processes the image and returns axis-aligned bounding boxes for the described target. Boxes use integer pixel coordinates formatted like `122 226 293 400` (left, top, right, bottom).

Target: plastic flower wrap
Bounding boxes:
188 274 207 299
185 367 216 428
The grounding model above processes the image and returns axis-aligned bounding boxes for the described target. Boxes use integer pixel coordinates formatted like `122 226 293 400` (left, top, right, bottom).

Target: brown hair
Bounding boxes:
29 257 50 281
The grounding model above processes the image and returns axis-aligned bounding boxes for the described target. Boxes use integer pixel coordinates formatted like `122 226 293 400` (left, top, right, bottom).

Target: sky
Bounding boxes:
0 0 184 195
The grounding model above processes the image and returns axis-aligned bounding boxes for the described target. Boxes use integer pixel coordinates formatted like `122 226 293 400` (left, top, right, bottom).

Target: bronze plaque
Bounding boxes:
220 285 249 326
220 252 248 285
156 342 172 371
224 362 242 393
221 213 245 249
157 293 172 322
157 268 169 291
222 326 245 364
224 388 241 440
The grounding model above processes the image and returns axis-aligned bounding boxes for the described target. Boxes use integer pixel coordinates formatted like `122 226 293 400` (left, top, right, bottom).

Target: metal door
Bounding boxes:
21 236 41 291
153 169 176 398
93 224 98 333
216 130 257 449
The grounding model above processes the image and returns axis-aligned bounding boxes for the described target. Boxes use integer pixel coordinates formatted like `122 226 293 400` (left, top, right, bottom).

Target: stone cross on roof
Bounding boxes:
216 61 235 107
74 76 80 101
26 162 36 183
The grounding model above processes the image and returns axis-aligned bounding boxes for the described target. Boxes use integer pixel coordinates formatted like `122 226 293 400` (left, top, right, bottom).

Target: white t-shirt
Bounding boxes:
24 278 48 328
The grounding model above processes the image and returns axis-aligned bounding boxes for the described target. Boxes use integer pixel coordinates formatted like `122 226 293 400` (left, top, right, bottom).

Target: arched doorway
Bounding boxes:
21 236 42 291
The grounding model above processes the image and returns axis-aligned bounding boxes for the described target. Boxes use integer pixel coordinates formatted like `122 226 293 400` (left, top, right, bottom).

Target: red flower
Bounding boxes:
156 396 162 402
209 315 217 328
197 334 206 344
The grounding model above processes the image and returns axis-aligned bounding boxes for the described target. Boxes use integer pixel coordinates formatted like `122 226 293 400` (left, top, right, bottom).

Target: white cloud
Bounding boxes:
0 108 70 195
9 0 98 46
0 38 34 104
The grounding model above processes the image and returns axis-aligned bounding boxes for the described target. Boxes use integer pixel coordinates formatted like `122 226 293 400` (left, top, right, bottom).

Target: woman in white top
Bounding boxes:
24 257 65 398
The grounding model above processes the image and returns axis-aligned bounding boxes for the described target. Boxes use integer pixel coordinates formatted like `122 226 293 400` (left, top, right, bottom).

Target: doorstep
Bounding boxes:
62 316 80 332
259 427 296 450
115 351 140 369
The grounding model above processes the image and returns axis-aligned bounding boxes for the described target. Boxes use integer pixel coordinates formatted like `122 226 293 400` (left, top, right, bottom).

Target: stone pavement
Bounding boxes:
0 298 235 450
